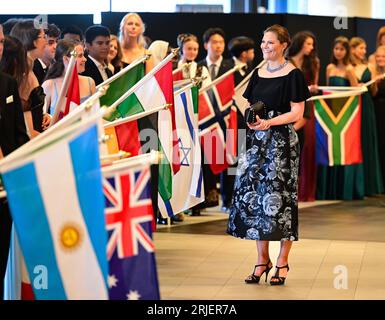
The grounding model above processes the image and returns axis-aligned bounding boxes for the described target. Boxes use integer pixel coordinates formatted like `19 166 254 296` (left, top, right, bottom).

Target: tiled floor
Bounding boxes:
154 199 385 300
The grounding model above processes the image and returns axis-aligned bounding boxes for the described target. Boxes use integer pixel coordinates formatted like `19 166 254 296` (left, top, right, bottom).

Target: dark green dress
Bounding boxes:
316 76 365 200
359 68 384 195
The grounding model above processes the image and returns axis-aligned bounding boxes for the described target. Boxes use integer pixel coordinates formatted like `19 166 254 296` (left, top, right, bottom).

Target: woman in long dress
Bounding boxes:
317 36 364 200
350 37 383 196
227 25 310 286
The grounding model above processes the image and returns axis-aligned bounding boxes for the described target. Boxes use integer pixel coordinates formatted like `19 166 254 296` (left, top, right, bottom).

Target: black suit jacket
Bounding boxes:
0 72 30 156
80 55 112 86
228 59 255 87
197 57 234 80
33 59 47 85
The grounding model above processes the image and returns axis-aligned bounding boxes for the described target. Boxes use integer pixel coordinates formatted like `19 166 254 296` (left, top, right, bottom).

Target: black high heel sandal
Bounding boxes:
270 264 290 286
244 260 273 284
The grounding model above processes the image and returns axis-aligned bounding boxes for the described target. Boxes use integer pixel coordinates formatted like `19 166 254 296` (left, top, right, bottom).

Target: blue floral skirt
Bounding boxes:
227 118 300 241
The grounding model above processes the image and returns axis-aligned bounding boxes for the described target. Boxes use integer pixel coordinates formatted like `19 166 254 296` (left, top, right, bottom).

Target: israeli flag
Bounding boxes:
0 119 108 300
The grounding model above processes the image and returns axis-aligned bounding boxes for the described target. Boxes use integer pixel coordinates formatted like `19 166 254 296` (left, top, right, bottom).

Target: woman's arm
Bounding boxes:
326 64 333 86
23 111 40 138
293 117 307 131
90 78 96 95
346 65 359 87
309 58 320 93
249 102 305 131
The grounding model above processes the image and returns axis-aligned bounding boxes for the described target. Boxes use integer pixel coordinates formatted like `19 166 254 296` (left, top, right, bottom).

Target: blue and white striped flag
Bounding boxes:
0 117 109 300
158 85 204 217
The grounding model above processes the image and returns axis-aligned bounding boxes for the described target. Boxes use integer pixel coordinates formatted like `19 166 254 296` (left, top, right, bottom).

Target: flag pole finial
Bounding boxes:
171 48 180 57
70 50 78 58
99 134 112 144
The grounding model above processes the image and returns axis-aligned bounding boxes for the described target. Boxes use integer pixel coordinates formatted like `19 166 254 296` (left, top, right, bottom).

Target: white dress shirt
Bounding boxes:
88 55 109 81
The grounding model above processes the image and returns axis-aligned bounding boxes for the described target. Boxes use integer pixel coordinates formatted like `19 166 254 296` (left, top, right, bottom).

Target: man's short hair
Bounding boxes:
228 36 255 58
84 25 110 44
46 23 61 38
202 27 225 44
61 25 84 41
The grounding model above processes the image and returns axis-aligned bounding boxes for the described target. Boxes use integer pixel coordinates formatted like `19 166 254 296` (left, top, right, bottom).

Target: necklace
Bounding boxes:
266 60 288 73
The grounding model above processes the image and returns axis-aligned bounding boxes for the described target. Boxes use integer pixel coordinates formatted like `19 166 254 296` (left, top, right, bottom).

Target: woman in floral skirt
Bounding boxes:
227 24 310 286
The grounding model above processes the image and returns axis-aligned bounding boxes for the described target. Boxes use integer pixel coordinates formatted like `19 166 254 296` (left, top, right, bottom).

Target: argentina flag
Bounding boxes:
0 117 109 300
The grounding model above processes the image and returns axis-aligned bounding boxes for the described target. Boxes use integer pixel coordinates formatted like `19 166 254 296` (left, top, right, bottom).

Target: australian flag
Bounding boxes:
103 165 160 300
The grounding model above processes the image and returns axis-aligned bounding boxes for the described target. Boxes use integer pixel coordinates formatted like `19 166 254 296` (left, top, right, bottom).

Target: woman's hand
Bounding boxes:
309 84 319 94
375 73 385 82
247 116 271 131
42 113 51 131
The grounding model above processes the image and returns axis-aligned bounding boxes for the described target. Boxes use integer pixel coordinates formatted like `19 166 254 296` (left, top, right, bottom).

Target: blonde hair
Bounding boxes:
376 26 385 48
349 37 367 65
119 12 146 48
376 44 385 53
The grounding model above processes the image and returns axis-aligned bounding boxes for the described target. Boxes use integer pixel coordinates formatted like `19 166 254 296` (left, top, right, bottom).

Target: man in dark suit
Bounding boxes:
33 23 61 85
198 27 233 80
80 25 112 86
219 36 256 213
0 24 30 300
192 28 233 216
228 36 255 86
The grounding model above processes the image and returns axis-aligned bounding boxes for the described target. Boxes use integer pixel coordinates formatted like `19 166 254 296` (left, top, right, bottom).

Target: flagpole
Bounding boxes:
100 150 131 161
50 50 78 126
0 85 109 167
199 64 242 93
101 150 161 174
103 103 171 129
0 111 103 172
362 72 385 87
107 49 179 113
173 79 193 88
172 62 191 75
307 86 367 102
234 67 255 92
232 60 264 92
95 54 150 90
174 82 195 96
317 86 363 91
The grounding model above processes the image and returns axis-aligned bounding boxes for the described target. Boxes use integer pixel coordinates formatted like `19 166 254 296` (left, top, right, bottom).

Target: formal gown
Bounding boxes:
316 76 365 200
372 78 385 191
227 69 310 241
359 68 384 195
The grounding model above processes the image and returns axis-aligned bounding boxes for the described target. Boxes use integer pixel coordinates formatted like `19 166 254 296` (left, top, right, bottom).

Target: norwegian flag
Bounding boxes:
198 72 237 174
103 165 160 300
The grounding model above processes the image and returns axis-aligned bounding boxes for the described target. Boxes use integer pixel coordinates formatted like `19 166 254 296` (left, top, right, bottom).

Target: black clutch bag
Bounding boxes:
245 100 266 124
